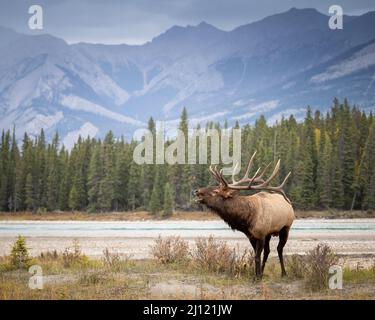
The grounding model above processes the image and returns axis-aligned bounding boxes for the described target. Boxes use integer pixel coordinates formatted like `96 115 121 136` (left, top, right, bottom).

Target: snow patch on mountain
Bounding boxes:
159 57 224 113
71 65 130 105
311 42 375 83
24 111 64 135
63 122 99 149
1 59 71 112
60 95 143 126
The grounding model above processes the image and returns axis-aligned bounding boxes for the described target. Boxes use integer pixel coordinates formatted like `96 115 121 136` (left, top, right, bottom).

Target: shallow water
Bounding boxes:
1 219 374 238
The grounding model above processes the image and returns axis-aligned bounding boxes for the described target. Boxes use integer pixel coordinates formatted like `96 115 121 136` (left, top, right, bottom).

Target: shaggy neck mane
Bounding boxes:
205 195 257 234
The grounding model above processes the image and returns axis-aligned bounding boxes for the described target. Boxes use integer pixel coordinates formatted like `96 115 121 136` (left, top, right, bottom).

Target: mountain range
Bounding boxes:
1 7 375 147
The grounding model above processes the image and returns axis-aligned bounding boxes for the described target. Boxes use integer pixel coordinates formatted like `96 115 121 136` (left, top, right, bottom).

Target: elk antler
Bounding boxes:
231 151 269 186
209 152 292 203
209 165 228 186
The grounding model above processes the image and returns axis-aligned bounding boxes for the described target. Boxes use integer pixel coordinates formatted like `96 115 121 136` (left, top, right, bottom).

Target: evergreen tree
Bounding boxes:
98 132 115 211
58 148 70 210
25 173 35 211
46 133 60 210
359 123 375 209
113 144 129 211
149 167 162 214
299 107 317 208
318 133 333 207
0 130 10 210
127 148 141 211
338 101 356 208
172 107 191 208
0 99 373 213
35 129 47 209
87 145 102 212
68 184 79 210
163 182 174 217
331 145 345 208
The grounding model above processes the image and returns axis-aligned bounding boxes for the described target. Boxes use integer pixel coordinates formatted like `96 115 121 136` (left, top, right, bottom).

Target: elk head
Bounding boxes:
194 151 291 206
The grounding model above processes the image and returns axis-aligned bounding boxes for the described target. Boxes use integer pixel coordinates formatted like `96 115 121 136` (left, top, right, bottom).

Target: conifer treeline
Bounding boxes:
0 98 374 213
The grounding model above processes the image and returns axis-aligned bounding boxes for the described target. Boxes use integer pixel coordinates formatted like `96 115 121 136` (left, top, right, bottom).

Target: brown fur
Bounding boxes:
194 186 295 278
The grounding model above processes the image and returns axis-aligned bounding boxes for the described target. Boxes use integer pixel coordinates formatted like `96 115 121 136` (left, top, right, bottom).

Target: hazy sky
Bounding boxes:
1 0 375 45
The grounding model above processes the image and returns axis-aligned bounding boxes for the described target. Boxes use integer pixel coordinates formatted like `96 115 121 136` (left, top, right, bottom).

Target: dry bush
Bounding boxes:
102 248 124 271
62 239 88 268
150 235 189 264
286 254 306 279
232 248 255 278
304 243 339 291
193 236 254 277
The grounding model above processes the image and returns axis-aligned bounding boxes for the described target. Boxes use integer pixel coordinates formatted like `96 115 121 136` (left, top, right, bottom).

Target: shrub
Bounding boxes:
62 239 88 268
193 236 254 277
304 243 339 291
286 254 306 279
10 235 31 269
102 248 122 271
150 236 189 264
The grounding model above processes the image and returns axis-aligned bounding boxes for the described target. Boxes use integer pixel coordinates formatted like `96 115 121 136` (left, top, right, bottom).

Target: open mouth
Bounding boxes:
194 197 203 203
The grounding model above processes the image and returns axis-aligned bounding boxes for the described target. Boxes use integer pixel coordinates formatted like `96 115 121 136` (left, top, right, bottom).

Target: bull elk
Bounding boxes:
193 151 294 278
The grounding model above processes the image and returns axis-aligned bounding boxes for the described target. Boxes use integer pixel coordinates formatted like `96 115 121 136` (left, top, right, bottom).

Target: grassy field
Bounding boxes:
0 236 374 300
0 209 374 221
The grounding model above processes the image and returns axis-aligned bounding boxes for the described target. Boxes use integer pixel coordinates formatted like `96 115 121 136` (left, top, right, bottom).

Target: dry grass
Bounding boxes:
0 210 217 221
295 209 374 219
286 254 306 279
344 263 375 284
0 237 374 300
62 239 90 268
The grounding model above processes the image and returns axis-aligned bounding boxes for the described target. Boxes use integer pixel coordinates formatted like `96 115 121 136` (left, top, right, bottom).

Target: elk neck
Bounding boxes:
204 195 258 234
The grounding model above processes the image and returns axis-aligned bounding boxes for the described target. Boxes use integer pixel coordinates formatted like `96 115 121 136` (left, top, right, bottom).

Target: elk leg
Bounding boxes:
277 227 289 277
255 238 265 278
262 235 271 273
248 236 257 251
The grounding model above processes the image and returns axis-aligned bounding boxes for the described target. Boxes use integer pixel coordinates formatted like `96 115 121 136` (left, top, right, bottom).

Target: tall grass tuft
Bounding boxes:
286 254 306 279
102 248 124 271
62 239 88 268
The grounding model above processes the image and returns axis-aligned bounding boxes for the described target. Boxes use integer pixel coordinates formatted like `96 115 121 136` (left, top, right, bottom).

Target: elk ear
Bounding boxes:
211 187 233 199
222 190 233 199
222 189 239 199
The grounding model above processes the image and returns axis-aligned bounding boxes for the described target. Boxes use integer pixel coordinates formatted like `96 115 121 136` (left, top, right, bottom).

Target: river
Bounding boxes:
0 219 374 258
